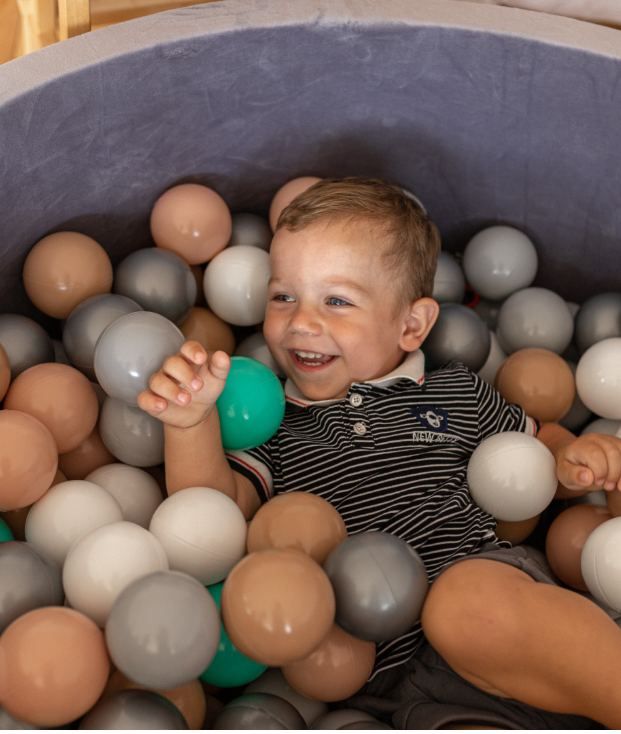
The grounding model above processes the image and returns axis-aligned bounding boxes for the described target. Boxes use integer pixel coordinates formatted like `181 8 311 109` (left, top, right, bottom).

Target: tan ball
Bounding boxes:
179 307 235 356
58 425 115 481
190 265 207 307
150 183 232 265
606 489 621 517
0 469 66 538
23 232 113 319
494 348 575 423
269 177 322 232
0 343 10 401
494 515 540 545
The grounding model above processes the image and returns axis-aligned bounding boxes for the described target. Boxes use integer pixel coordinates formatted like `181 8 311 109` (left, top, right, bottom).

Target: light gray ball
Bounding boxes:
113 248 196 324
235 333 284 377
574 293 621 354
0 704 41 730
0 541 64 634
473 298 503 331
0 314 54 381
424 304 491 372
558 362 592 432
99 396 164 467
94 311 184 406
432 252 466 304
79 690 188 730
63 294 143 380
105 571 220 690
213 694 306 730
310 710 382 730
496 287 574 355
580 418 621 436
462 226 538 301
244 669 327 726
567 489 607 508
228 213 272 250
53 339 71 366
323 531 429 643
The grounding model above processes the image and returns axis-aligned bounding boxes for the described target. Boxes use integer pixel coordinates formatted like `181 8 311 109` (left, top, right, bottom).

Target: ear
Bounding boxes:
398 298 440 352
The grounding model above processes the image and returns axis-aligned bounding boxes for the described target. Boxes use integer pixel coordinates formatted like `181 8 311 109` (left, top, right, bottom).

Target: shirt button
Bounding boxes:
353 422 367 435
349 393 363 407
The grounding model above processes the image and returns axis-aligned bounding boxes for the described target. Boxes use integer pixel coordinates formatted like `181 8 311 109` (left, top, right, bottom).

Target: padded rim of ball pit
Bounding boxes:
1 0 621 322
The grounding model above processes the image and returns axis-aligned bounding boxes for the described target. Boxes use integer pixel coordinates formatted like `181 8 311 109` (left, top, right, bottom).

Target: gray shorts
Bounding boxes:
346 544 603 730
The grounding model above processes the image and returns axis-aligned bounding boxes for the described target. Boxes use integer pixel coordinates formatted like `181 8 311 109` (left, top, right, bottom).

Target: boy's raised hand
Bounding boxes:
137 340 230 428
557 433 621 492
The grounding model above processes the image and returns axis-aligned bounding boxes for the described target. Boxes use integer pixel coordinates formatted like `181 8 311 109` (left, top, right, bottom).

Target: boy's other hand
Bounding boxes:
137 340 230 428
557 433 621 492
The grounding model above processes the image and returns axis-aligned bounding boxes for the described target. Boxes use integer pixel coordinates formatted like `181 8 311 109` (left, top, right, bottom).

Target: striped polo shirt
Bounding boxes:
226 350 537 678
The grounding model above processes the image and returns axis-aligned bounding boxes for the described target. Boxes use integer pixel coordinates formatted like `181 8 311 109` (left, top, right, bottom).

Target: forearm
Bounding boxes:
537 422 591 499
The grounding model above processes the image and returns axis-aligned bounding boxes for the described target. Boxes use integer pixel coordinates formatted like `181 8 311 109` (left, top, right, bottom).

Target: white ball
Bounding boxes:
496 287 574 355
467 432 557 522
235 332 284 377
581 517 621 612
476 331 507 386
63 521 169 627
576 338 621 420
581 418 621 436
432 252 466 304
462 226 538 301
203 245 270 326
86 464 163 528
149 487 247 585
25 480 123 568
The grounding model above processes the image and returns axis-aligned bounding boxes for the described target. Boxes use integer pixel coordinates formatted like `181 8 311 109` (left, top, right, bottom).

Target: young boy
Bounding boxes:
139 178 621 729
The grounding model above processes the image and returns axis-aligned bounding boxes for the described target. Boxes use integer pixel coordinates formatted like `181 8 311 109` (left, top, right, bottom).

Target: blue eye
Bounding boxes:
327 297 349 307
273 294 295 302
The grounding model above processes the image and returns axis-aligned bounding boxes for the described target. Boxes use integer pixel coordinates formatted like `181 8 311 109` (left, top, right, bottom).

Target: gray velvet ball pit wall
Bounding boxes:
1 0 621 323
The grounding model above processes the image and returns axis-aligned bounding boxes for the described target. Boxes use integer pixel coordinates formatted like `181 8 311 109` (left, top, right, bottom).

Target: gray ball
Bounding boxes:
79 690 188 730
567 489 607 508
340 723 393 730
0 314 54 381
310 710 382 730
323 531 429 643
53 339 71 366
212 694 306 730
235 332 284 377
228 213 272 250
473 298 503 331
423 304 491 372
580 418 621 436
574 293 621 354
99 396 165 467
0 541 64 634
496 287 574 355
244 668 328 726
432 252 465 304
63 294 143 380
558 362 592 432
94 311 184 406
105 571 220 690
0 704 41 730
113 248 196 324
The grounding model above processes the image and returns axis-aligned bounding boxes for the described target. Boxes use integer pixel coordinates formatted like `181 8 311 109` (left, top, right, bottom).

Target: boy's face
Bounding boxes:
264 219 437 402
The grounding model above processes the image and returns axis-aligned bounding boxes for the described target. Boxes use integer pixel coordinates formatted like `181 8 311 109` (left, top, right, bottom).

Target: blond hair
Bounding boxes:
275 177 440 311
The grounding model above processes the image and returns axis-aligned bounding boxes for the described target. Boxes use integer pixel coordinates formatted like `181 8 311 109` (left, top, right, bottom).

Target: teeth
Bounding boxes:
295 351 325 359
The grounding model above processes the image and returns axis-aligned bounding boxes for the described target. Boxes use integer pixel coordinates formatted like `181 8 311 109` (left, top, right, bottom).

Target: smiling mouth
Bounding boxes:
289 349 337 369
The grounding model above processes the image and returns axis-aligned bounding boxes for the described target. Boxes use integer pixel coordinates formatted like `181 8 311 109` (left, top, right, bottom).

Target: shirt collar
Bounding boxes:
284 350 426 408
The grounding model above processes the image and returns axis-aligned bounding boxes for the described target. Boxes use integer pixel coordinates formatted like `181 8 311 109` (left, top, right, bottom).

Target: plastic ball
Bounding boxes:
25 480 123 568
62 294 143 380
473 298 503 331
494 515 540 545
200 582 268 688
216 356 285 450
311 710 383 730
79 689 188 730
86 464 163 528
0 704 40 730
244 668 328 727
179 306 236 355
269 177 322 232
432 252 466 304
0 410 57 511
282 624 375 702
57 425 115 481
568 490 608 508
203 246 271 326
423 304 491 373
493 348 575 423
94 311 185 406
558 362 593 432
5 363 99 454
0 470 64 541
581 516 621 611
235 332 284 376
98 396 165 467
0 519 12 542
462 226 538 301
247 491 347 565
212 693 306 730
546 505 612 591
0 343 10 401
23 232 113 320
221 549 335 667
467 432 557 522
0 541 64 634
496 287 574 355
0 607 110 728
113 248 196 324
53 339 71 366
150 183 232 265
0 314 54 381
576 338 621 419
228 213 272 251
574 293 621 353
63 521 169 627
105 571 221 690
581 418 621 436
323 531 428 643
476 331 507 386
149 487 247 585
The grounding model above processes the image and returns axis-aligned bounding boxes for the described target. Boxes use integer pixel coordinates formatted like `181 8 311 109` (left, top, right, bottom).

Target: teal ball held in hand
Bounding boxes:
216 356 285 451
0 518 13 542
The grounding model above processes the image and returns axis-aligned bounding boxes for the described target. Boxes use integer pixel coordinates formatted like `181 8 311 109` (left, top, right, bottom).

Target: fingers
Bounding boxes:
137 388 168 415
209 350 231 381
180 340 208 366
562 435 621 491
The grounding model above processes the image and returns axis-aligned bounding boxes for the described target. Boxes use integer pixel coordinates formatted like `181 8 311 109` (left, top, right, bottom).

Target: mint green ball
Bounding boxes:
200 582 267 688
0 518 13 542
216 357 285 451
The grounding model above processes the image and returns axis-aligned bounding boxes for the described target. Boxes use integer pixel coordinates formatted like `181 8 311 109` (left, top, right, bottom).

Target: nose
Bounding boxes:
288 303 322 336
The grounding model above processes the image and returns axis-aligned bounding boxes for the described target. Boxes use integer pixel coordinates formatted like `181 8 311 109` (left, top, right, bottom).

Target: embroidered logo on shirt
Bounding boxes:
412 430 458 444
410 406 449 433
